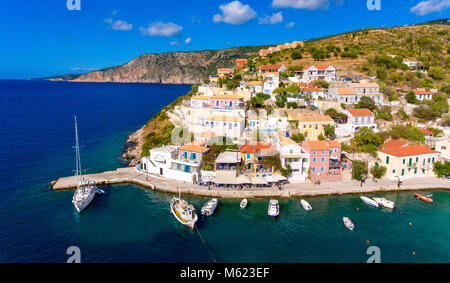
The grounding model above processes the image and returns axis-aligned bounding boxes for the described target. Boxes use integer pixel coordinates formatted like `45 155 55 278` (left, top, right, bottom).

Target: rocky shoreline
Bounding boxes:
121 127 144 167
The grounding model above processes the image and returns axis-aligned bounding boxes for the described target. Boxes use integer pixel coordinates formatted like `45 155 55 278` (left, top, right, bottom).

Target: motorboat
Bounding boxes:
373 197 396 209
343 217 355 231
201 198 218 216
300 199 312 211
415 193 433 203
360 196 379 208
240 198 248 209
268 199 280 217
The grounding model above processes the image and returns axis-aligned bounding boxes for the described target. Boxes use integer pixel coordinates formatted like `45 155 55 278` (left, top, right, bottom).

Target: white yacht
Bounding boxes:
268 199 280 217
71 116 97 213
373 197 396 209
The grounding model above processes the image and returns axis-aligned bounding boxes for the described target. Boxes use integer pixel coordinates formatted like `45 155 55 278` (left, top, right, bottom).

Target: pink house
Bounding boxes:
302 140 342 182
210 95 244 109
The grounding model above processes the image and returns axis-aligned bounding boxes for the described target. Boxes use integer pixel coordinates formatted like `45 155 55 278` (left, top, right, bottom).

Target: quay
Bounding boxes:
51 167 450 198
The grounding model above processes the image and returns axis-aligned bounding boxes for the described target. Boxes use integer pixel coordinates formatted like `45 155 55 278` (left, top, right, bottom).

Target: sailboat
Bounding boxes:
72 116 97 213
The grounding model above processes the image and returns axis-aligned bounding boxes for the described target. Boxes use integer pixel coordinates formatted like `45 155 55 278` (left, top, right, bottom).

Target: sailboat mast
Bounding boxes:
74 116 83 187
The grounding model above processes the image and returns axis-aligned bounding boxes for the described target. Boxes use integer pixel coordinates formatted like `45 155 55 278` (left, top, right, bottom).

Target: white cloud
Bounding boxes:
259 12 283 24
104 18 133 31
185 37 192 45
272 0 330 10
140 22 183 37
410 0 450 16
169 41 180 46
213 1 256 25
285 22 295 28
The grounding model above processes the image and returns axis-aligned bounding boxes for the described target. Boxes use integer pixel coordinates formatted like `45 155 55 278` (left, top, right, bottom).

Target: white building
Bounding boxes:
415 90 433 101
263 72 279 98
336 109 377 137
298 65 336 83
347 82 380 94
203 114 245 141
141 143 209 184
190 96 210 108
327 87 384 105
245 81 264 95
247 112 289 137
276 137 309 182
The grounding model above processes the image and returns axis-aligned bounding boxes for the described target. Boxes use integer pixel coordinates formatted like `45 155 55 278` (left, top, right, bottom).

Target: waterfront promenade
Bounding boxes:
51 167 450 198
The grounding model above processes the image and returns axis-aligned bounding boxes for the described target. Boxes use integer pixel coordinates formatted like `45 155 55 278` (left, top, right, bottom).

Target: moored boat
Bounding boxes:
300 199 312 211
373 197 396 209
170 197 198 229
268 199 279 217
343 217 355 231
360 196 379 208
415 193 433 203
201 198 218 216
240 198 248 209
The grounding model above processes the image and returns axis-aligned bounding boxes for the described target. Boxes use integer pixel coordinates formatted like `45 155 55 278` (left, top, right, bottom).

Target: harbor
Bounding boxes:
51 167 450 198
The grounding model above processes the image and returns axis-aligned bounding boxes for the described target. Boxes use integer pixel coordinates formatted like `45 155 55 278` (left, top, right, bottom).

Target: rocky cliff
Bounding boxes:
55 46 269 84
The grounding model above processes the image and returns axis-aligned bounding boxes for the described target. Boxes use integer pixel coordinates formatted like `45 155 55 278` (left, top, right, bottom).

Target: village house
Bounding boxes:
336 109 377 137
259 64 286 74
210 94 244 109
203 114 245 141
298 65 336 82
190 95 211 108
263 72 280 97
235 58 248 69
141 142 209 184
240 142 279 178
276 137 309 182
348 82 380 94
245 80 264 94
299 87 326 100
288 113 334 140
247 112 289 137
435 137 450 161
302 140 342 182
414 90 433 101
377 140 439 180
327 87 384 105
217 68 233 78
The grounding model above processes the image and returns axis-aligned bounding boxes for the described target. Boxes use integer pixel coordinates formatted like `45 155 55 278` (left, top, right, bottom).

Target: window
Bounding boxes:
401 169 405 176
313 151 317 155
403 159 405 164
323 151 327 155
183 152 187 159
392 169 396 173
229 123 232 130
386 156 389 164
247 154 251 159
320 158 326 162
312 157 317 163
290 149 293 154
416 157 419 162
320 167 326 172
432 157 435 162
311 167 317 172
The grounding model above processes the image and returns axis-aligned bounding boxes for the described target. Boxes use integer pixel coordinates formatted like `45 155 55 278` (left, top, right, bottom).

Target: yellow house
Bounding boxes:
288 113 334 140
377 140 439 180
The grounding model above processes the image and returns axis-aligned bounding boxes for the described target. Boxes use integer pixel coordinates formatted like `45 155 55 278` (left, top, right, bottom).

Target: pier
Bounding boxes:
51 167 450 198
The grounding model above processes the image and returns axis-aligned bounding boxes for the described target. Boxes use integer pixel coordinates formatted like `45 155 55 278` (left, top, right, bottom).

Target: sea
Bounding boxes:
0 80 448 263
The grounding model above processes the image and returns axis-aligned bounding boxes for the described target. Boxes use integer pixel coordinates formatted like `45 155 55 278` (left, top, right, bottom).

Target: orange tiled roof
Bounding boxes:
302 140 341 151
301 88 324 92
240 142 275 154
347 109 374 116
179 143 209 153
419 128 434 135
337 88 357 95
349 83 379 88
383 139 408 149
260 64 282 70
414 90 432 95
379 144 438 157
294 113 333 122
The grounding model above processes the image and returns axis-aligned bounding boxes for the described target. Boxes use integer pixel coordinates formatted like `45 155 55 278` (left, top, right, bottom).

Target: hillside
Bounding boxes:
47 45 271 84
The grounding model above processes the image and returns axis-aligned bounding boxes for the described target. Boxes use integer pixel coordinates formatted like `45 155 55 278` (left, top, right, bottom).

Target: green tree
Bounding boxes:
370 165 387 179
290 133 305 143
428 67 446 80
389 125 425 142
351 127 384 156
318 133 325 141
324 125 335 139
226 81 236 90
291 50 303 60
356 96 376 111
352 160 368 181
433 161 450 178
406 91 417 104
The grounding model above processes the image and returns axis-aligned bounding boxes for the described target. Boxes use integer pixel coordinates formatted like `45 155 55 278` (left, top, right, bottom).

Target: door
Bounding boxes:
160 168 163 175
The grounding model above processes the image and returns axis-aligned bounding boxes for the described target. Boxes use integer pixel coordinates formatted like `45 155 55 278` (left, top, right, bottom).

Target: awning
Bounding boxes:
272 175 287 182
214 171 237 185
236 175 252 184
263 176 277 183
330 156 339 160
251 177 268 185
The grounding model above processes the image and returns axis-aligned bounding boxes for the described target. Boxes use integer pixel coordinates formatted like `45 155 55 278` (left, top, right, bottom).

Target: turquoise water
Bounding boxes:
0 80 448 263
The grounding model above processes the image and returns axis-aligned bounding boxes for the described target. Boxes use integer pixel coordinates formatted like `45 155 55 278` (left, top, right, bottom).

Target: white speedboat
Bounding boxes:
373 197 396 209
71 116 97 213
343 217 355 231
240 198 248 209
360 196 379 208
201 198 218 216
268 199 280 217
170 197 198 230
300 199 312 211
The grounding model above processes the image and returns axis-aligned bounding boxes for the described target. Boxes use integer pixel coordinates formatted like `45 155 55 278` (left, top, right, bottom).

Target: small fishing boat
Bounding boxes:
373 197 396 209
415 193 433 203
300 199 312 211
360 196 379 208
170 190 198 229
268 199 280 217
201 198 218 216
240 198 248 209
343 217 355 231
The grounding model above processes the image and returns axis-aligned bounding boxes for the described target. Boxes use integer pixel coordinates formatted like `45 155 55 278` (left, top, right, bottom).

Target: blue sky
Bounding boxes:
1 0 449 79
